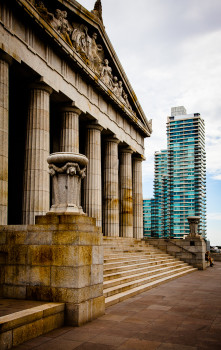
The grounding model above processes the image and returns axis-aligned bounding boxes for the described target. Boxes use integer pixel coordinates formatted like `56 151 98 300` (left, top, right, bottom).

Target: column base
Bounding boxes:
48 204 85 214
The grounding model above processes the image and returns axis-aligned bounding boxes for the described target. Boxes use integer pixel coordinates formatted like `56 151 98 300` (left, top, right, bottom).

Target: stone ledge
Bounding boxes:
0 302 64 333
0 302 64 350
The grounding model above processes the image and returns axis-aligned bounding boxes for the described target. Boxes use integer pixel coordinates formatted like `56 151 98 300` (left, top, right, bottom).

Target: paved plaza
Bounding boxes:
12 262 221 350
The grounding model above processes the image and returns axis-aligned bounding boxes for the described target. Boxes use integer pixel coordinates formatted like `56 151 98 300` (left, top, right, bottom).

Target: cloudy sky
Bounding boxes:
79 0 221 245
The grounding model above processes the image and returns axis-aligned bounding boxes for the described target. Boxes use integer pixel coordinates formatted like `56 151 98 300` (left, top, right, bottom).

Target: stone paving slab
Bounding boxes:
14 262 221 349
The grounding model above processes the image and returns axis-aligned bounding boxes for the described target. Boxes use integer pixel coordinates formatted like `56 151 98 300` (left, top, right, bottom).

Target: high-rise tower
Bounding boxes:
167 107 206 238
143 107 206 238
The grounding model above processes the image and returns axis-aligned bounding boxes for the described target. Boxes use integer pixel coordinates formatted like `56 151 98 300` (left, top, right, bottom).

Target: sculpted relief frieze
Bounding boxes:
34 1 133 112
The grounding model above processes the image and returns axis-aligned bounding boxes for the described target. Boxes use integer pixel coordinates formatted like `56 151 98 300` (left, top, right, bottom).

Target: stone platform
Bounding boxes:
0 213 105 329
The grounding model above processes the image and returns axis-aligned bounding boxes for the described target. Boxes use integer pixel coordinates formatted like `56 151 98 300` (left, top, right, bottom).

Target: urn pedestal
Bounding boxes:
47 152 88 214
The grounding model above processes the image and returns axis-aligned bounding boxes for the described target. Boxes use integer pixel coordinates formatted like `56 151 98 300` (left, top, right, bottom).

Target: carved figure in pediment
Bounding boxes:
71 24 90 64
51 9 73 47
35 1 54 22
123 92 132 110
112 76 119 95
72 25 87 52
115 80 124 102
100 59 113 88
90 33 104 73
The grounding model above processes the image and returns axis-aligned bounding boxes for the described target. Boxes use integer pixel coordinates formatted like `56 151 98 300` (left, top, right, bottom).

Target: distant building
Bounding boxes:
143 107 207 238
143 199 154 237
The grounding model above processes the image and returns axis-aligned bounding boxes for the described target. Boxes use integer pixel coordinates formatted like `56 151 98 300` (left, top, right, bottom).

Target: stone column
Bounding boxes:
83 123 103 227
133 156 143 239
119 147 133 238
60 105 81 153
0 55 11 224
103 136 120 236
22 83 52 224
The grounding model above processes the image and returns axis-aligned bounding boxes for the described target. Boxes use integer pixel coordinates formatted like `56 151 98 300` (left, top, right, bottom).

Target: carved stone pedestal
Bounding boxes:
187 216 201 237
47 152 88 214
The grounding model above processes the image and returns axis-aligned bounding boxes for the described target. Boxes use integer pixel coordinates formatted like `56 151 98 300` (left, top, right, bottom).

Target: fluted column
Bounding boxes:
103 136 120 236
22 83 52 224
83 123 103 227
60 105 81 153
119 147 133 238
133 156 143 239
0 57 10 224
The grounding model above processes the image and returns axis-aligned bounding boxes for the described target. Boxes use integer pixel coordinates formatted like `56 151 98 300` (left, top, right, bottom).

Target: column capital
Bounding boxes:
29 79 53 95
105 135 120 144
119 146 133 154
60 103 82 115
86 122 103 132
133 154 145 162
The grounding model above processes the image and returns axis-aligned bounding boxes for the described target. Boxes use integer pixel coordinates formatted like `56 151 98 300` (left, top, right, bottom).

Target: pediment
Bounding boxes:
17 0 152 136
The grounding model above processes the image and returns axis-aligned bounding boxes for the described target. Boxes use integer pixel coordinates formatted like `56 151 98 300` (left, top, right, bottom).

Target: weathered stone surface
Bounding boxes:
65 295 105 326
119 148 133 238
83 123 103 227
132 157 143 239
103 137 120 237
147 237 206 270
22 83 52 225
0 212 104 326
0 330 12 350
48 152 88 214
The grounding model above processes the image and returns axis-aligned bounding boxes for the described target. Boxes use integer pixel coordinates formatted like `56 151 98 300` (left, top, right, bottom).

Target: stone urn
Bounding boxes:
47 152 88 214
187 216 201 237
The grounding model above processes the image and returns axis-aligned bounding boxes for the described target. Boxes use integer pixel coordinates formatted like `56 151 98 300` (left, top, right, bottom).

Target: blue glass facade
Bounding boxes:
143 107 207 239
143 199 154 237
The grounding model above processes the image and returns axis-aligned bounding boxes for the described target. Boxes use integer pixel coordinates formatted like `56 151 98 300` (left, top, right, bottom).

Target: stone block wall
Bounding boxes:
0 214 105 326
145 237 206 270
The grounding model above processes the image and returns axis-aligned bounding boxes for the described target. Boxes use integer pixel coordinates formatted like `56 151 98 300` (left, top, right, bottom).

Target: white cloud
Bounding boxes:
207 212 221 220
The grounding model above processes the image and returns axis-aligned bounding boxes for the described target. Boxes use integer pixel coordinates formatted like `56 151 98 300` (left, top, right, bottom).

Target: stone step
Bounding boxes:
104 253 171 263
105 267 197 307
104 266 193 298
104 257 176 272
0 302 64 349
104 260 186 281
104 248 164 254
104 262 188 288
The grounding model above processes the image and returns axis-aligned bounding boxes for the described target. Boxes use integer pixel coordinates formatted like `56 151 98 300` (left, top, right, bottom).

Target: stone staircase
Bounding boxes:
103 237 197 307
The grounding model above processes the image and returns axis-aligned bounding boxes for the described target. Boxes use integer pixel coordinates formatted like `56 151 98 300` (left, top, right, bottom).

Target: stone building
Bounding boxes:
0 0 152 236
0 0 153 330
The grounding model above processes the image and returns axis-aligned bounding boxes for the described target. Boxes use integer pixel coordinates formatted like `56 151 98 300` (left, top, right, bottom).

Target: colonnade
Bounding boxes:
0 55 144 238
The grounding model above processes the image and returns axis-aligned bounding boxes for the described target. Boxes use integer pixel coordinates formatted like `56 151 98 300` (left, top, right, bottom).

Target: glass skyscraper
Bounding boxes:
143 106 206 239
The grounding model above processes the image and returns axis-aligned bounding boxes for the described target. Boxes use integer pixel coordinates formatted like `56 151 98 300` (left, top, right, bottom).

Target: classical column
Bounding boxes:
60 105 81 153
103 136 120 236
133 156 143 239
83 123 103 227
119 147 133 238
22 83 52 224
0 55 11 224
